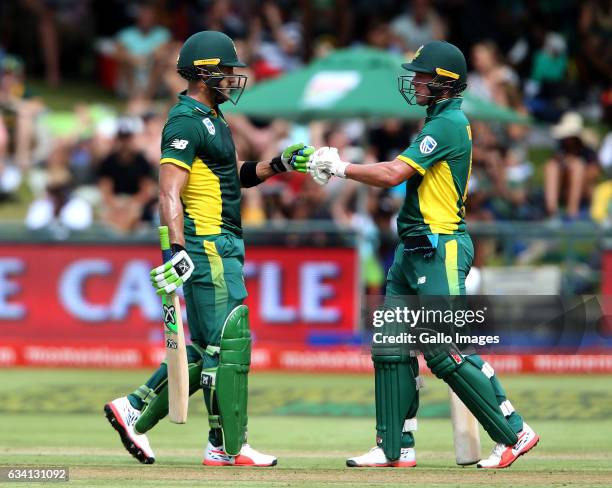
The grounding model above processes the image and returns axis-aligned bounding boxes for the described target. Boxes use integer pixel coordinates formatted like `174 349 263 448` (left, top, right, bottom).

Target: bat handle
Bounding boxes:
159 225 172 262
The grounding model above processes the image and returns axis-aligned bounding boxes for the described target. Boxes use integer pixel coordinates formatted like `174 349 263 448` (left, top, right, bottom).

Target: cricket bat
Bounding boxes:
449 388 481 465
158 226 189 424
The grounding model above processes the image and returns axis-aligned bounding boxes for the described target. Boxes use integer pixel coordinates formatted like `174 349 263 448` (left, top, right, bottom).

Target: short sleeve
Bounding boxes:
136 154 154 179
116 28 133 47
396 119 452 175
97 155 114 179
160 116 202 172
155 27 171 45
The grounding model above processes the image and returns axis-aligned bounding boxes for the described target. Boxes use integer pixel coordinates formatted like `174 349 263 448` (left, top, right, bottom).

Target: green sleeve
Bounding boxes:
397 119 452 175
160 116 202 172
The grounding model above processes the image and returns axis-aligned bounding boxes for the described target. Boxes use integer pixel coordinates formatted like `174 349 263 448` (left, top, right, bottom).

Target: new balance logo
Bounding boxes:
170 139 189 150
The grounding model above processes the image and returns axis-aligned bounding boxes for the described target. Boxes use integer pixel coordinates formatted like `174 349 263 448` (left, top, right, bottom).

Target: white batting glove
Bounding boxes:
308 147 349 185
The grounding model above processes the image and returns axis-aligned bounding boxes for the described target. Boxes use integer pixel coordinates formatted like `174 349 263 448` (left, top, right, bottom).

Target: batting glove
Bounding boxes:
308 146 349 185
270 142 315 173
150 244 195 295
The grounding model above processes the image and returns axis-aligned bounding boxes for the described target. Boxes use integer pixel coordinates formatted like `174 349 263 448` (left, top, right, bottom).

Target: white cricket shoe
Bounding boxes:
346 446 416 467
104 397 155 464
202 441 277 467
477 422 539 469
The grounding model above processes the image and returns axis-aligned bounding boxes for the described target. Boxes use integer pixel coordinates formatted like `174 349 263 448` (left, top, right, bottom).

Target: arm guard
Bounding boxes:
239 161 263 188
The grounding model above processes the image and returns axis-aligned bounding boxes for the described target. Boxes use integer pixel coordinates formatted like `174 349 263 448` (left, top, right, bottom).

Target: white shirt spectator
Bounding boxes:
598 133 612 171
26 196 93 231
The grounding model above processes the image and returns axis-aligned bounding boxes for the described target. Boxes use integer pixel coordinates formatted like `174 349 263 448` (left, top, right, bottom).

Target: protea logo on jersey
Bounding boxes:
203 118 216 135
420 135 437 154
163 303 177 333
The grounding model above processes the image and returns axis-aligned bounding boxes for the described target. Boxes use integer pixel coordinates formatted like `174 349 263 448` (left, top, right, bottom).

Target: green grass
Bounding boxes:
0 181 31 220
0 370 611 487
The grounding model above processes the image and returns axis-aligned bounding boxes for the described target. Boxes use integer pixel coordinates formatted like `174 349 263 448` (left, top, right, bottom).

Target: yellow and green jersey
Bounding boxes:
160 93 241 237
396 97 472 238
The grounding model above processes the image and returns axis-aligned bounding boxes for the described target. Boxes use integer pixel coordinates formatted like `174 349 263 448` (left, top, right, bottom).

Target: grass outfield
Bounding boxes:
0 370 611 487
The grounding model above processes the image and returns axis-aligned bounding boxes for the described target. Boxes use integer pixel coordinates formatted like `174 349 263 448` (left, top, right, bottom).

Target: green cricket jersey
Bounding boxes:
160 92 242 237
396 97 472 237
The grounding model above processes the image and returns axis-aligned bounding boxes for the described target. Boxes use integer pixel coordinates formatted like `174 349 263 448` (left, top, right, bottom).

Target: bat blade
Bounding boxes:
163 292 189 424
158 225 189 424
449 388 481 465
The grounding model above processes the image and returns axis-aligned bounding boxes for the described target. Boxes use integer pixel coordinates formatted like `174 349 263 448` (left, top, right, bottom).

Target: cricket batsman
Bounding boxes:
104 30 313 466
306 41 539 469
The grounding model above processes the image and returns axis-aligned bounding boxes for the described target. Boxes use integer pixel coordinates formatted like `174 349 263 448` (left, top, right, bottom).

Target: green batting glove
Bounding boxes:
150 246 194 295
288 143 314 173
270 142 315 173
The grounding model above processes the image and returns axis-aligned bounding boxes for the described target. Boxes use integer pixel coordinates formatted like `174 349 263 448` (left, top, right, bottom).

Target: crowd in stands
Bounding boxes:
0 0 611 283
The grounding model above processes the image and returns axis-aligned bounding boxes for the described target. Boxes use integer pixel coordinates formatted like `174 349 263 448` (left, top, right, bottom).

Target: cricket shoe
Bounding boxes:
104 397 155 464
346 446 416 467
477 422 539 469
203 442 277 467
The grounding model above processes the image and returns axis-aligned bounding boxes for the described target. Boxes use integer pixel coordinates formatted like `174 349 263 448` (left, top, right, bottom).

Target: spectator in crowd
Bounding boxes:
20 0 91 87
362 18 397 52
156 40 187 98
97 117 155 233
21 0 62 86
136 111 164 167
114 2 170 100
248 0 303 80
597 91 612 177
0 0 611 278
592 93 612 226
468 41 520 107
25 168 92 232
390 0 446 53
579 0 612 83
525 32 569 122
193 0 247 42
591 178 612 226
368 119 415 164
545 112 600 220
468 40 526 140
289 176 333 221
0 55 44 189
0 116 19 200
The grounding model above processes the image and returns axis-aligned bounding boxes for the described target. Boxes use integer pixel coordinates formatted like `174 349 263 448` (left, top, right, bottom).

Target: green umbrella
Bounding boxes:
225 47 530 124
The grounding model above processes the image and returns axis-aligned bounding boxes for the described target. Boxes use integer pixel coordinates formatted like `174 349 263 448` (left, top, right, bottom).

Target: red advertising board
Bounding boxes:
0 244 358 346
1 340 611 373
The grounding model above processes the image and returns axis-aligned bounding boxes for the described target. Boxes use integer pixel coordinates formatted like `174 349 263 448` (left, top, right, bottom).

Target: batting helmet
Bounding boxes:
398 41 468 106
177 31 248 105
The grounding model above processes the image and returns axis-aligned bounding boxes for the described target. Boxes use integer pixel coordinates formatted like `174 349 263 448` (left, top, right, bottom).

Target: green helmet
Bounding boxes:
177 31 248 105
398 41 468 106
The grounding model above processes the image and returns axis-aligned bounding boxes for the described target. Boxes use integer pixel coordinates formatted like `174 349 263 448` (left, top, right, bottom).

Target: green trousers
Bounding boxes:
183 232 248 347
385 233 474 296
129 232 248 444
377 233 523 449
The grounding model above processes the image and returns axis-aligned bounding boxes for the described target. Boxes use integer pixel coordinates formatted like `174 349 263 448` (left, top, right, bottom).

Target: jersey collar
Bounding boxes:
178 91 214 116
426 97 463 118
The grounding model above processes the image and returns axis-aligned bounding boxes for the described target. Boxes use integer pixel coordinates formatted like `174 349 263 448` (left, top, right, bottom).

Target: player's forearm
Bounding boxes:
159 191 185 247
255 160 277 181
344 161 406 188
